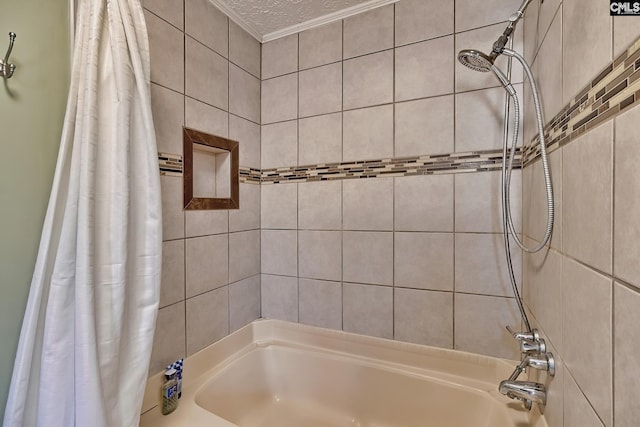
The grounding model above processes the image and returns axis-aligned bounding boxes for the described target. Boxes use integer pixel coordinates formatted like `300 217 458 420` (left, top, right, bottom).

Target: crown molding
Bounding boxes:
209 0 399 43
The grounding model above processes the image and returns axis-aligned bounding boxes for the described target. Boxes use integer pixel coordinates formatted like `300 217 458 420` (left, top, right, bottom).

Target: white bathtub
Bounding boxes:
140 320 548 427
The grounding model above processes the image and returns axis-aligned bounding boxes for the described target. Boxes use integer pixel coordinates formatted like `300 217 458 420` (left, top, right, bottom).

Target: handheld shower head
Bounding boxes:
457 49 495 72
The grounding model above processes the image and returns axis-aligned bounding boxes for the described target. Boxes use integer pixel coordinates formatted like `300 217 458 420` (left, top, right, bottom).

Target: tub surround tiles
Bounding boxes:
151 84 184 155
185 209 228 238
298 279 342 330
186 286 229 355
343 50 394 110
564 374 606 427
149 302 186 375
146 10 184 92
343 283 393 339
185 97 229 138
185 234 229 297
261 230 298 277
185 0 228 58
261 275 298 322
261 34 298 79
160 240 185 308
394 0 453 47
298 180 342 230
229 230 261 283
455 0 520 33
143 0 183 29
185 37 228 110
229 276 261 332
299 63 342 118
260 182 297 229
394 174 454 232
298 231 342 282
299 21 342 70
342 178 393 231
229 64 261 124
343 105 394 162
298 113 342 165
343 5 394 59
394 232 453 292
343 231 393 287
229 21 261 78
261 74 298 125
229 116 261 169
158 152 183 177
394 288 453 348
261 120 298 169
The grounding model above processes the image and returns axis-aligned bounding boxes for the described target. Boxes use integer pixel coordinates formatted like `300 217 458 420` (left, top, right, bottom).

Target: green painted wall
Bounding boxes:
0 0 70 420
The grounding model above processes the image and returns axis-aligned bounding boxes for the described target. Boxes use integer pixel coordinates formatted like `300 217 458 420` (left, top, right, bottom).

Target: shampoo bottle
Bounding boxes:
162 368 178 415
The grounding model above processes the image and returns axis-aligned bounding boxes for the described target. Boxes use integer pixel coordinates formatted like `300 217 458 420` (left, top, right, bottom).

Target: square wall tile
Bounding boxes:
614 15 640 56
261 274 298 322
185 37 228 110
261 120 298 169
343 283 393 339
343 50 394 110
343 177 393 231
562 258 612 426
261 74 298 124
185 97 228 138
151 83 184 155
455 85 523 153
229 21 260 78
229 115 260 168
564 373 606 427
394 232 453 291
185 0 228 57
395 0 453 46
343 105 393 161
146 10 184 92
143 0 183 29
229 230 260 283
160 240 185 308
186 286 229 355
395 95 454 157
185 234 229 297
261 230 297 276
395 36 454 102
614 106 640 288
229 183 260 232
229 275 261 332
454 293 520 360
563 122 612 274
298 113 342 165
299 279 342 330
536 10 563 120
299 63 342 118
343 231 393 286
149 302 185 375
299 231 342 281
394 288 453 348
394 174 454 232
160 176 184 241
455 233 522 298
229 64 261 124
614 283 640 426
455 23 523 92
343 5 394 59
299 21 342 70
261 183 297 230
298 180 342 230
563 0 612 104
262 34 298 79
185 209 228 238
455 0 521 32
455 170 521 233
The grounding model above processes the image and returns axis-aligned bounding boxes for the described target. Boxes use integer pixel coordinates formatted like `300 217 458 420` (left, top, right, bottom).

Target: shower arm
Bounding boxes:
492 0 534 57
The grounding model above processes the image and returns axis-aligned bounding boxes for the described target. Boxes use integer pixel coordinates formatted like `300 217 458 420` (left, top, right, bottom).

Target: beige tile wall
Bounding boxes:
144 0 262 376
523 1 640 426
259 0 528 361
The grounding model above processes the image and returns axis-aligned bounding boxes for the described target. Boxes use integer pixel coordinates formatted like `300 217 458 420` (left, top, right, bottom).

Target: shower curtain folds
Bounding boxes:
3 1 162 426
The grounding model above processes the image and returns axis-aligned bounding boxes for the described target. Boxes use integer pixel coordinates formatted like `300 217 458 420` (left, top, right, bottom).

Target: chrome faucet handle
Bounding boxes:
527 353 555 377
520 338 546 354
506 325 540 342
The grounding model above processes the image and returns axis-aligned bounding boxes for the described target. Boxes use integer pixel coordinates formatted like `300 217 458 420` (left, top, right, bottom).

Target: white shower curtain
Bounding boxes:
3 0 162 426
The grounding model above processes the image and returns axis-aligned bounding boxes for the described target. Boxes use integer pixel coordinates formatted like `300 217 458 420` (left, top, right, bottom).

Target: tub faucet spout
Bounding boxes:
499 380 547 406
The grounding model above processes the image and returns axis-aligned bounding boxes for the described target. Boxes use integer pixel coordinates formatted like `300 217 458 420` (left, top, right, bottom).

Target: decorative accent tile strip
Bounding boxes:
260 148 522 184
523 36 640 166
159 152 183 176
240 166 262 183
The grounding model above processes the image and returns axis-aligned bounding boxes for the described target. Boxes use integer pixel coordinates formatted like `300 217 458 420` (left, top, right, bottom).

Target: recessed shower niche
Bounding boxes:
183 127 239 210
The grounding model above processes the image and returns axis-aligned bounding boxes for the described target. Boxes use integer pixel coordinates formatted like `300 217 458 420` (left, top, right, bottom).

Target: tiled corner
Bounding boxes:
394 288 453 348
186 286 229 355
261 274 298 322
261 230 297 277
343 5 394 59
261 74 298 125
394 0 453 47
298 180 342 230
343 231 393 286
299 21 343 70
149 301 185 375
343 283 393 339
229 275 261 332
229 183 260 232
298 231 342 282
229 21 260 78
564 373 606 427
160 240 185 308
343 50 394 110
394 232 453 291
562 257 612 426
394 174 454 232
229 230 260 283
185 234 229 297
395 35 454 102
298 279 342 330
262 34 298 79
395 95 454 157
229 64 261 124
298 113 342 165
261 120 298 169
229 115 260 169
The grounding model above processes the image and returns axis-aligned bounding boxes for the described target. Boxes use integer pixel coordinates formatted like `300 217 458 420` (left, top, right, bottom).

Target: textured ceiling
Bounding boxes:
211 0 396 41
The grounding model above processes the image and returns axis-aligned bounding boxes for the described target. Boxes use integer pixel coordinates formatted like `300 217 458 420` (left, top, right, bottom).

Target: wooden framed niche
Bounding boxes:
183 127 239 210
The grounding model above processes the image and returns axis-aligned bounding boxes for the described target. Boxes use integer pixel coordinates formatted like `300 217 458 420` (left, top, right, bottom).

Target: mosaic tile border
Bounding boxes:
523 36 640 166
158 152 183 177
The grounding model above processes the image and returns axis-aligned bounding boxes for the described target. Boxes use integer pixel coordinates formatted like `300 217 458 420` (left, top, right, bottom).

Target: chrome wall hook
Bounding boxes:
1 32 17 79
